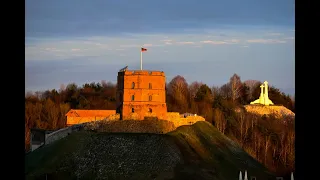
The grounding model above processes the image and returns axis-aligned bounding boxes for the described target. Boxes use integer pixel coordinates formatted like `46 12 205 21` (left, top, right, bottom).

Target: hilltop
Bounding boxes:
25 121 275 180
243 104 295 118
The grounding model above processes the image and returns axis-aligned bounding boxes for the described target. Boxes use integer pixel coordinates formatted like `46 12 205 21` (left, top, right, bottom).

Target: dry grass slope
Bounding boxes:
243 105 295 118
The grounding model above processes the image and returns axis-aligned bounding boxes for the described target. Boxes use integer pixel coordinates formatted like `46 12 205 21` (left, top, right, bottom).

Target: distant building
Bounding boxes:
116 69 167 120
65 109 116 126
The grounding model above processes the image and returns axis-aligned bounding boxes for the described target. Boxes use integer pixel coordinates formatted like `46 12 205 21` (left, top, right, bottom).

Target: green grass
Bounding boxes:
25 121 275 180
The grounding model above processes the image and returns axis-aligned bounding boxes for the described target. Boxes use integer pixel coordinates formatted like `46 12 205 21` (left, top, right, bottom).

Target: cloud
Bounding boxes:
161 39 173 42
142 43 164 47
119 44 140 48
266 33 283 36
246 39 286 44
177 41 195 45
45 48 56 51
143 44 153 47
25 29 293 62
161 39 174 45
284 37 295 40
200 40 227 45
241 45 249 48
224 39 240 44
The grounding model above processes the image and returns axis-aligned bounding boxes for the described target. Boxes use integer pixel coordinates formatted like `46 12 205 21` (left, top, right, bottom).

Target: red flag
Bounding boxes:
141 47 147 52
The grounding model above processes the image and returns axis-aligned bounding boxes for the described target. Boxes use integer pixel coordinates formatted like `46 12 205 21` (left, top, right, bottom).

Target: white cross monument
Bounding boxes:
250 81 274 106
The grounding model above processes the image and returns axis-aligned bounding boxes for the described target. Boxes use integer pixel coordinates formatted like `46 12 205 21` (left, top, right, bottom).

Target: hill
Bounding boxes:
25 121 275 180
243 104 295 118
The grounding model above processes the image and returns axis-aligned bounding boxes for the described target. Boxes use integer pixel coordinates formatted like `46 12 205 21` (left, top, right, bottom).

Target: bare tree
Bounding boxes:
229 73 242 102
220 83 232 99
59 84 66 92
244 80 260 98
25 91 34 98
60 103 70 127
279 131 287 165
237 112 246 146
244 114 251 143
34 91 43 100
189 81 203 100
254 129 264 162
188 81 202 113
213 108 227 134
264 135 271 164
101 80 108 87
286 128 295 168
272 140 278 167
44 99 60 130
211 85 220 100
168 75 189 112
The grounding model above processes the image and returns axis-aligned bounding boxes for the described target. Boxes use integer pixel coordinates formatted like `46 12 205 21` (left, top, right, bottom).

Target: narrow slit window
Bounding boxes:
149 95 152 101
149 83 152 89
131 95 135 101
132 82 135 89
132 108 134 113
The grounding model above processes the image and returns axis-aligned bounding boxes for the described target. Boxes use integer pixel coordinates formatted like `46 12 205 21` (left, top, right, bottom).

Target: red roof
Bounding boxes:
65 109 115 117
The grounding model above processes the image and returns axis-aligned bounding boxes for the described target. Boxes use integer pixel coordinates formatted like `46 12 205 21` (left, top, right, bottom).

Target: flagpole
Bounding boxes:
140 47 143 70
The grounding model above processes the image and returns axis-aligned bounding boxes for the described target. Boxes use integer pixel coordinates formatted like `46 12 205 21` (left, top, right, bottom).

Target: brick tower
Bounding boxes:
116 68 167 120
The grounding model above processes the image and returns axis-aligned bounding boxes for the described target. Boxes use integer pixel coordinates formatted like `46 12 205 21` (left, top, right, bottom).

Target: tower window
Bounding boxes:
149 108 152 113
149 83 152 89
132 108 134 113
149 95 152 101
132 82 135 89
131 95 135 101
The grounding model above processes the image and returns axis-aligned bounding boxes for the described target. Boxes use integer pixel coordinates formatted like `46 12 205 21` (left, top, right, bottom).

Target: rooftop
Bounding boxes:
65 109 115 117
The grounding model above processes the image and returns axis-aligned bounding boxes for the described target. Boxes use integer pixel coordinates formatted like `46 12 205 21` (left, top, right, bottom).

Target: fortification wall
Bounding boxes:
45 127 72 145
166 112 205 127
119 112 205 129
66 110 116 126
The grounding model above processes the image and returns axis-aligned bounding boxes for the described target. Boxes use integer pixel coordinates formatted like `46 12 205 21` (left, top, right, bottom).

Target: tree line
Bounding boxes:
25 74 294 176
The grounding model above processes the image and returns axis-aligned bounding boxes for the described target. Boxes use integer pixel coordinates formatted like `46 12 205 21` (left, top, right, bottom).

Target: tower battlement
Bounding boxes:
118 70 165 76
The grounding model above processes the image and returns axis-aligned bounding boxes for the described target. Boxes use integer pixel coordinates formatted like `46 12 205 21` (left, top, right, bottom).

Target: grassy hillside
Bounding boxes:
168 121 274 180
25 121 275 180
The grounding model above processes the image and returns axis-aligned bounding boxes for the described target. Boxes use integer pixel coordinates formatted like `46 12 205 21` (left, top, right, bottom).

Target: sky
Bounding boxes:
25 0 295 95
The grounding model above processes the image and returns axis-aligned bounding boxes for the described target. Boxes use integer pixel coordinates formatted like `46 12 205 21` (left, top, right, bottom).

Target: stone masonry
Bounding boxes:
116 70 168 120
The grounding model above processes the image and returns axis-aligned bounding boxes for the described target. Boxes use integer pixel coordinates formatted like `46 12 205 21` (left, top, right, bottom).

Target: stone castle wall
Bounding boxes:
102 112 205 131
66 110 116 126
116 70 167 120
166 112 205 127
